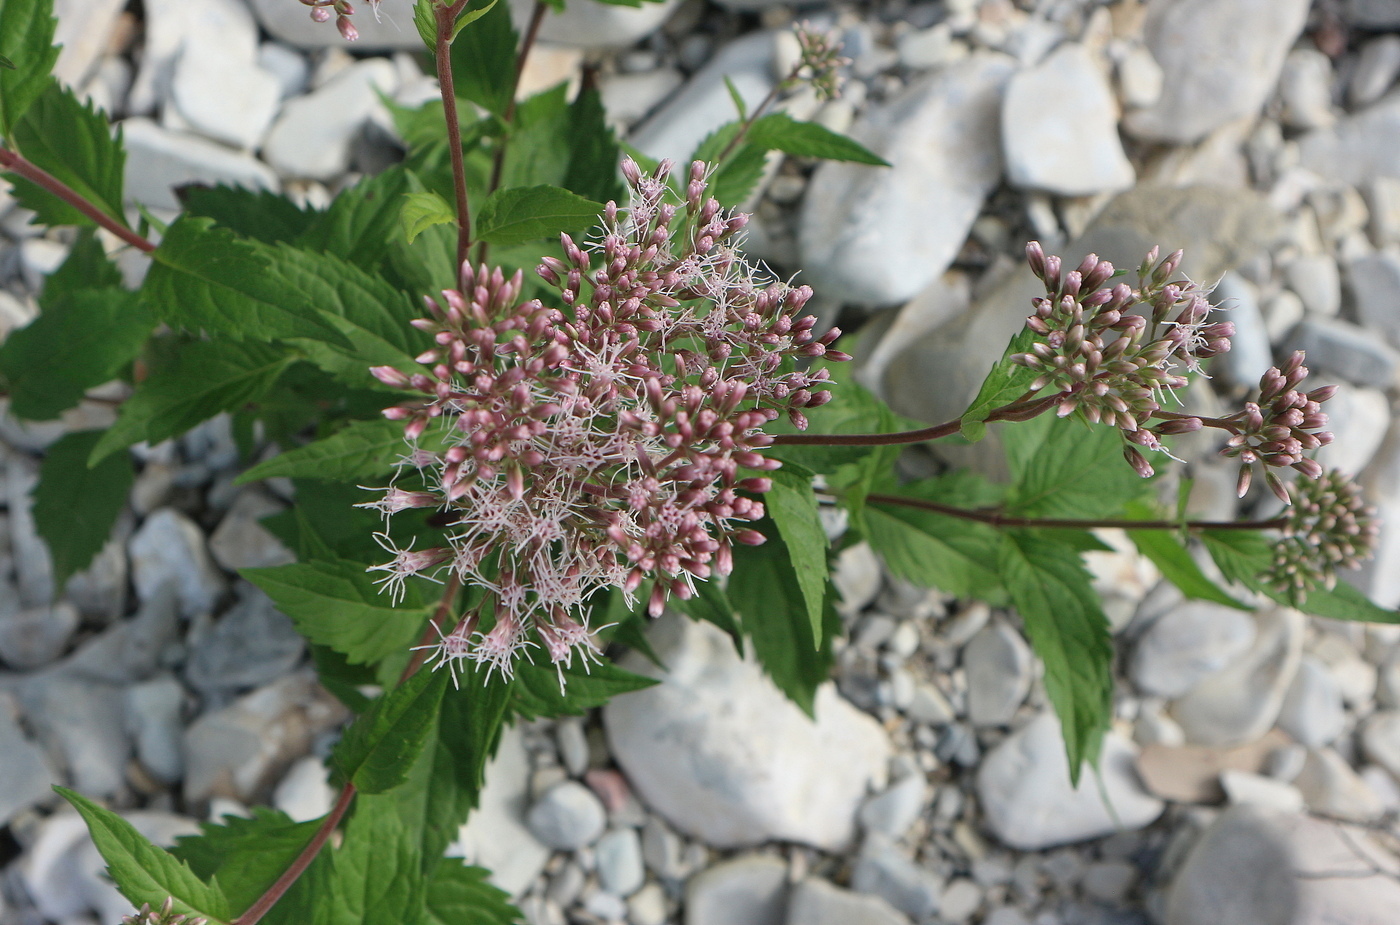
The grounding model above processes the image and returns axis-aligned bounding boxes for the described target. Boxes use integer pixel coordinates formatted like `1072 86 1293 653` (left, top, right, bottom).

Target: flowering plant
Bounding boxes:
0 0 1392 922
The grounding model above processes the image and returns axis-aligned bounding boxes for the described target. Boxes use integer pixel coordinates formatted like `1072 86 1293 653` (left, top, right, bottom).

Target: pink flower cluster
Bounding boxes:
368 158 845 682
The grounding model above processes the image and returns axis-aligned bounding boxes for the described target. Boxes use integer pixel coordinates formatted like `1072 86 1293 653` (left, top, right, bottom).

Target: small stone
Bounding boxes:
1129 602 1256 700
272 755 334 823
1117 44 1163 108
1284 254 1342 317
1172 608 1305 747
1219 770 1306 813
787 877 911 925
170 34 281 149
182 669 349 804
20 674 131 800
65 532 129 624
262 59 399 181
1362 710 1400 780
528 780 607 850
906 683 956 725
628 882 668 925
208 489 294 571
124 675 186 784
183 583 305 695
527 0 679 49
1294 748 1385 823
642 815 693 882
1265 743 1308 783
984 910 1031 925
1002 43 1135 196
1348 250 1400 349
897 24 962 71
834 542 883 616
596 827 645 897
451 724 551 897
800 53 1015 307
1212 273 1273 388
1351 35 1400 109
1277 656 1345 748
1124 0 1309 144
245 0 426 50
684 855 788 925
938 879 983 923
599 69 684 130
258 42 309 100
129 508 228 619
851 833 944 921
61 582 181 684
977 712 1163 850
1315 382 1389 476
7 454 54 609
963 622 1034 726
1135 729 1297 803
605 617 889 851
858 774 928 839
52 0 126 88
1300 93 1400 185
0 692 59 826
1277 48 1335 131
120 118 280 211
1081 860 1138 905
0 602 79 670
1166 805 1400 925
556 717 589 777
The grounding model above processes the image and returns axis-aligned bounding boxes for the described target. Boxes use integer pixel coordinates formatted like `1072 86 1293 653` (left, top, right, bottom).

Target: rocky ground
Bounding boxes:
4 0 1400 923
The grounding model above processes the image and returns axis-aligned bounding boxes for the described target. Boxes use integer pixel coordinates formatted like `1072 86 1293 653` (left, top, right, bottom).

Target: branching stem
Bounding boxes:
714 61 805 165
0 147 155 254
863 491 1288 532
770 394 1061 447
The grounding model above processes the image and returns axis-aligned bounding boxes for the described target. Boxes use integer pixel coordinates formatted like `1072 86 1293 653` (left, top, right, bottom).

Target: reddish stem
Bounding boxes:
770 394 1061 447
865 491 1288 532
435 0 474 279
231 783 356 925
0 147 155 254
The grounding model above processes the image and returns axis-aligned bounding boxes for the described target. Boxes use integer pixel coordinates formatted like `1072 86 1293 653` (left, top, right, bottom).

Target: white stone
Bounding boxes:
170 34 283 149
1166 805 1400 925
1130 602 1256 700
897 25 964 72
0 601 79 670
523 0 680 50
1002 43 1134 196
1362 710 1400 780
121 118 281 210
450 725 551 898
208 488 295 571
938 879 983 923
858 774 928 839
129 507 228 619
1277 48 1335 131
1351 35 1400 108
1348 249 1400 348
599 69 684 130
272 755 335 823
595 827 645 897
605 617 889 851
1277 657 1346 748
528 780 607 850
258 43 310 100
963 622 1033 726
262 58 399 181
685 855 788 925
833 542 882 616
1294 748 1386 822
1125 0 1309 144
125 675 186 784
1285 254 1341 317
1117 44 1164 108
976 712 1164 851
53 0 127 89
1300 93 1400 185
1315 383 1390 476
787 877 911 925
1220 770 1306 813
800 54 1014 307
0 692 58 826
131 0 259 114
631 32 778 172
246 0 426 51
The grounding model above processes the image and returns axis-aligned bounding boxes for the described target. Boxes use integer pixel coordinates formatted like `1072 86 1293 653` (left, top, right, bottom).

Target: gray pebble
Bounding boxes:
527 781 607 851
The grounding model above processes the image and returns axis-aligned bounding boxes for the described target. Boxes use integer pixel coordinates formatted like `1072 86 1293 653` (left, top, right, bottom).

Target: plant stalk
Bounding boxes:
435 0 475 280
231 783 356 925
770 395 1061 447
864 491 1289 532
0 148 155 254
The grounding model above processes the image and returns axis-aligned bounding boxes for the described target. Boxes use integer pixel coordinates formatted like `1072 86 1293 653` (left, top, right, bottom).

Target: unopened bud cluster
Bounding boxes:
122 898 207 925
300 0 362 41
369 159 845 681
791 23 850 101
1013 243 1233 478
1220 352 1335 503
1265 469 1379 603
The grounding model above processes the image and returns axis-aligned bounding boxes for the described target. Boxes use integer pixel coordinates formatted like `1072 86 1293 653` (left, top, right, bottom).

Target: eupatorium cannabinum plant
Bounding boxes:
0 0 1390 922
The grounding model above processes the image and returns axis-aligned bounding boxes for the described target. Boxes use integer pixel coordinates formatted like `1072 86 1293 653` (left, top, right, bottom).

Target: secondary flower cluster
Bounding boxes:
122 899 206 925
368 158 844 681
791 23 851 101
1265 468 1379 603
300 0 364 41
1012 243 1335 498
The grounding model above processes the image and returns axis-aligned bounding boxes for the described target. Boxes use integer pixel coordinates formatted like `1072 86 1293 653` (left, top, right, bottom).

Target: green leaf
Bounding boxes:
298 167 419 268
475 184 603 247
723 76 747 120
727 523 837 715
90 339 295 465
765 464 828 647
1122 502 1249 610
746 112 888 166
998 532 1114 782
711 142 768 206
1295 581 1400 624
259 479 391 564
1004 412 1150 518
180 185 317 244
400 190 455 245
0 288 152 420
242 558 432 666
172 808 323 917
448 0 515 116
450 0 499 40
235 419 409 485
864 503 1007 604
1200 529 1274 586
960 327 1042 443
7 79 126 226
325 792 427 925
39 226 123 301
413 0 436 49
55 787 233 922
33 430 133 591
0 0 58 136
332 668 450 793
562 87 624 203
511 660 658 720
0 53 14 69
425 860 521 925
